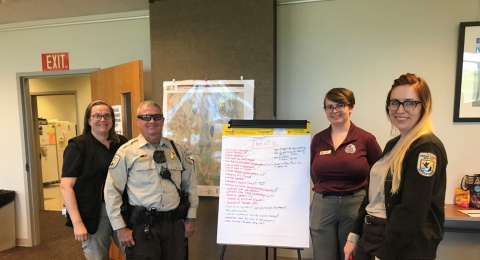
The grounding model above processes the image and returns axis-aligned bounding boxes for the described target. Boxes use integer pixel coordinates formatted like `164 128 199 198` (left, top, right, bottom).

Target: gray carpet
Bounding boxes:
0 210 84 260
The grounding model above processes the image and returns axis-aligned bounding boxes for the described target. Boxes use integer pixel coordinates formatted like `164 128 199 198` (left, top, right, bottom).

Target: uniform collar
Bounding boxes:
320 121 358 144
137 134 168 149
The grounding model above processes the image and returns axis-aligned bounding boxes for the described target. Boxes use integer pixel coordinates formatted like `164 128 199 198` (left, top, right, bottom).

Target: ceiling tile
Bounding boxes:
0 3 40 24
122 0 149 10
3 0 87 19
0 0 149 25
59 0 141 15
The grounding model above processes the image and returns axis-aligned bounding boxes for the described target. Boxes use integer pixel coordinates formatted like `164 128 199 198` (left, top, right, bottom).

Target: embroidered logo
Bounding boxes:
345 144 356 154
109 155 120 169
184 151 194 165
417 152 436 177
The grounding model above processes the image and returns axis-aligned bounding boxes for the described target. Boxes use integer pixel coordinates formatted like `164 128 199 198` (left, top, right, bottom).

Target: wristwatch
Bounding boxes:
185 218 196 222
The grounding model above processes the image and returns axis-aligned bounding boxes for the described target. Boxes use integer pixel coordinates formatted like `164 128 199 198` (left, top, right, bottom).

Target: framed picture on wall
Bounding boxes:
454 21 480 122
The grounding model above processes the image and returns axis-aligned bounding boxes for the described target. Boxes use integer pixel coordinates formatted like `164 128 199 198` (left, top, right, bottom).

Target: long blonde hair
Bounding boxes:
385 73 434 193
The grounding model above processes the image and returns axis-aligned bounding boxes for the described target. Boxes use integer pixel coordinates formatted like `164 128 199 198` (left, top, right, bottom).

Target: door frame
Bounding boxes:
18 68 97 246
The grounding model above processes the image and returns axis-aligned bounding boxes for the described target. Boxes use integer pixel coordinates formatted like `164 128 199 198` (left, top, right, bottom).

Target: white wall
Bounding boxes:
277 0 480 259
0 10 151 244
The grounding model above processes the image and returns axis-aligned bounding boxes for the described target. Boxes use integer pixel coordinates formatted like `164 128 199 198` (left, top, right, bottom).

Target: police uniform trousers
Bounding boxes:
310 190 365 260
355 215 433 260
126 217 185 260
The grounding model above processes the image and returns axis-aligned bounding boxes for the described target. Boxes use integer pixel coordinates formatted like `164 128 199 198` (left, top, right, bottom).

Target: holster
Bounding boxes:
172 192 190 222
127 205 146 229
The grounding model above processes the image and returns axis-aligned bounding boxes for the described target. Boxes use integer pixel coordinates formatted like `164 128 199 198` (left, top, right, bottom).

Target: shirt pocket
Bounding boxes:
167 160 183 186
132 159 156 185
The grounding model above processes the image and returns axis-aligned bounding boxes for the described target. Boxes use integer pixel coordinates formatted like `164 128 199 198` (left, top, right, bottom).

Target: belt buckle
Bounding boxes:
364 215 372 225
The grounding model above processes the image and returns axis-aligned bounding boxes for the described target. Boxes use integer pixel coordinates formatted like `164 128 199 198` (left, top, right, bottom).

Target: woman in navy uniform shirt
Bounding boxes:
344 73 448 260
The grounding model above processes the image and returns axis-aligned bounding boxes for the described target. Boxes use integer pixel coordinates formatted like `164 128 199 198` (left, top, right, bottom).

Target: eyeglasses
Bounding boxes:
137 114 164 121
91 114 112 120
386 100 421 111
324 104 347 112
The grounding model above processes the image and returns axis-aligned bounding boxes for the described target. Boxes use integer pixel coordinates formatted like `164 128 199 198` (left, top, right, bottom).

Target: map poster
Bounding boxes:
162 80 254 196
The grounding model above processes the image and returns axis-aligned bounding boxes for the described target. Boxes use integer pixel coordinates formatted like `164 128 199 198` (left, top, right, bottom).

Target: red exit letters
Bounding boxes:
41 52 69 71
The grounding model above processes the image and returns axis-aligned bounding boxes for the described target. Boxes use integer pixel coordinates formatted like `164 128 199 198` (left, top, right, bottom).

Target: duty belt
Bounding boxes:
138 210 174 223
364 214 387 226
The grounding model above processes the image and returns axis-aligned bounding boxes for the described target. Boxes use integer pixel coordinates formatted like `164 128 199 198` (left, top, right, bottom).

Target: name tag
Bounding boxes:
319 150 331 155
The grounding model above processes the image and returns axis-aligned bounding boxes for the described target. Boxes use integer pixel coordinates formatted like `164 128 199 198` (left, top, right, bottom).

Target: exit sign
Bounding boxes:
41 52 69 71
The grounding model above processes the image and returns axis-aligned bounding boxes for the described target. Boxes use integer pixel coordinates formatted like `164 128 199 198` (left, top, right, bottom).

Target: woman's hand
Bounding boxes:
344 240 357 260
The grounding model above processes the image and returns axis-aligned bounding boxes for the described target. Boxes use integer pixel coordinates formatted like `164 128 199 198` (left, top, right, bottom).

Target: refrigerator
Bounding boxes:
39 124 59 183
53 121 77 178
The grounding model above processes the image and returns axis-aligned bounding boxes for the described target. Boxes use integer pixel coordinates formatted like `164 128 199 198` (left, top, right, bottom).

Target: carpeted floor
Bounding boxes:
0 210 84 260
0 209 304 260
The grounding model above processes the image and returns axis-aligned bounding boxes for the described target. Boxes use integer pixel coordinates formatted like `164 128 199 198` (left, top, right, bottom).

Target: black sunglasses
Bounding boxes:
137 114 164 121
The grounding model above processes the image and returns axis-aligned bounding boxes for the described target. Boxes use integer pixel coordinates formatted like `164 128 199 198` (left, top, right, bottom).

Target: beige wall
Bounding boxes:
37 95 77 124
31 76 91 134
277 0 480 259
0 10 151 245
1 0 479 257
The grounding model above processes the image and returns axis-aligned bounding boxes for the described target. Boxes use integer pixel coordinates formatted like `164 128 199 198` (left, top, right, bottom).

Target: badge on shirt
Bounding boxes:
171 150 177 159
345 144 356 154
417 152 436 177
139 154 149 161
109 155 120 169
184 151 194 164
319 150 331 155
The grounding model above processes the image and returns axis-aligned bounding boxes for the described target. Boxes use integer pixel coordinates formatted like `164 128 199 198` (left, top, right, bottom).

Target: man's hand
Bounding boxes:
117 227 135 247
184 220 196 238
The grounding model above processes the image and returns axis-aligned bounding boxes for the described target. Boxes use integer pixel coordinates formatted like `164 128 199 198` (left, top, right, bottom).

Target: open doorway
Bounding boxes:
31 91 80 211
18 69 96 246
19 60 144 248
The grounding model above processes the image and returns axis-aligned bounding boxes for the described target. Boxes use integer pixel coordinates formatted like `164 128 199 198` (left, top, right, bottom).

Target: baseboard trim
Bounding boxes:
16 238 30 247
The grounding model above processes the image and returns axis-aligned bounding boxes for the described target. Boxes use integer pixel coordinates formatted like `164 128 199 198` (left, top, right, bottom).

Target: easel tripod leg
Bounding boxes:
220 245 227 260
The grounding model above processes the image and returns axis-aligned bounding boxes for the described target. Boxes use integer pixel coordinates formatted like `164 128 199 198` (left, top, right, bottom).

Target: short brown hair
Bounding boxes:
323 88 355 108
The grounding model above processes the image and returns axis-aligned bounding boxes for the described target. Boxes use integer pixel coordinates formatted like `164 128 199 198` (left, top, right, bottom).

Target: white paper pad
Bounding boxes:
458 210 480 217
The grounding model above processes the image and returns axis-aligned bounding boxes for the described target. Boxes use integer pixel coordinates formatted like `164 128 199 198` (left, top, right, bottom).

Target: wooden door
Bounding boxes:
90 60 144 260
90 60 144 139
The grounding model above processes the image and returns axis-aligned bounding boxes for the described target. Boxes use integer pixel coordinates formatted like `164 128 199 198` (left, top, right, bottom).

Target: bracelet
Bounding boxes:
185 218 196 222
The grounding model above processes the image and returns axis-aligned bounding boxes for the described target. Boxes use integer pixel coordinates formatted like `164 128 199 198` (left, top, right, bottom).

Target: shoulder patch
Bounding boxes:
109 154 120 169
184 151 194 165
417 152 436 177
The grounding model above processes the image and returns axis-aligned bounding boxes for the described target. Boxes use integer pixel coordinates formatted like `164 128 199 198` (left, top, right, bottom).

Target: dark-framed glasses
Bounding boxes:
91 113 112 120
324 103 347 112
137 114 164 121
387 100 421 111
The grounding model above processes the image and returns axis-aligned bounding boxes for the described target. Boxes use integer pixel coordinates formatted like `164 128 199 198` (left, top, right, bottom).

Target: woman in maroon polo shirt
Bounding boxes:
310 88 382 260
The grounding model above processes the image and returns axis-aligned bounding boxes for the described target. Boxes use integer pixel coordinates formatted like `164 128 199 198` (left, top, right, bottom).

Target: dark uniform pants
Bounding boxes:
126 218 185 260
355 215 433 260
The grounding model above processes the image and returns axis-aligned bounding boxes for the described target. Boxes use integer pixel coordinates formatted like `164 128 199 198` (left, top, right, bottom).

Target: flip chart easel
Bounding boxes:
217 120 311 260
